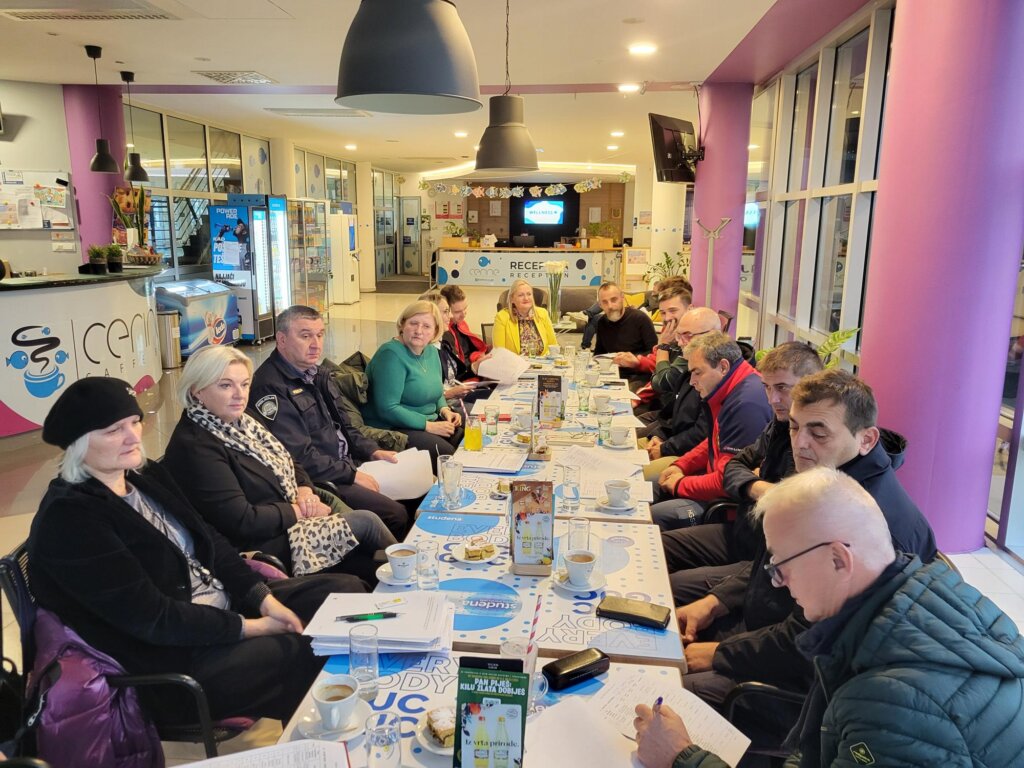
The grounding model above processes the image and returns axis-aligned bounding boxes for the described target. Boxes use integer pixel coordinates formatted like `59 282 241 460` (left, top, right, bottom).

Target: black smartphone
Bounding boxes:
596 596 672 629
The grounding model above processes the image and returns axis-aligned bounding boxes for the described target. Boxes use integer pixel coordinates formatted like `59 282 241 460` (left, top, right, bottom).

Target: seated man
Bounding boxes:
662 341 823 603
650 331 772 530
593 281 658 381
634 467 1022 768
619 277 693 406
440 284 489 365
249 305 409 538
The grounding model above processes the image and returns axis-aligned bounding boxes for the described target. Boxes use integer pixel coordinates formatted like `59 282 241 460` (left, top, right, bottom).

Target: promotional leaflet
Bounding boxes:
510 480 553 576
454 659 528 768
535 374 564 425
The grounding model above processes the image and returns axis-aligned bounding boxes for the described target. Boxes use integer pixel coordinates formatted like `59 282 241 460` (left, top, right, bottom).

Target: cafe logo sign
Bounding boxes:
5 325 70 400
461 594 521 617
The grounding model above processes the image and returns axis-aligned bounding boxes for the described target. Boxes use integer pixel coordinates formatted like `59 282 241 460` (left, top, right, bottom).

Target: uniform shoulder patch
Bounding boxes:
255 394 278 421
849 742 875 765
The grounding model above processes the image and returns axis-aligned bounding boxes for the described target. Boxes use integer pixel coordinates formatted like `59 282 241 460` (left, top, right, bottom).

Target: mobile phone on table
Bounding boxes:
596 596 671 629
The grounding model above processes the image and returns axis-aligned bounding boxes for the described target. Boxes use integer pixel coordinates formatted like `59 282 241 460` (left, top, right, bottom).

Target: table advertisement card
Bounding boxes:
454 664 528 768
535 374 564 425
510 481 553 575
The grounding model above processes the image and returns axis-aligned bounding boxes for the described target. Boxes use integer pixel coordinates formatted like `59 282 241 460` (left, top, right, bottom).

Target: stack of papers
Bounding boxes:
453 447 528 474
358 447 433 499
477 347 530 384
304 593 455 656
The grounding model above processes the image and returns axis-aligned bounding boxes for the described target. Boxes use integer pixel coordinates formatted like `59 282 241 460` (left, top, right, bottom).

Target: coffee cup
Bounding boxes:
585 371 600 387
609 425 630 445
513 404 532 431
564 549 597 586
385 543 418 582
592 393 610 412
605 479 631 508
312 673 360 731
548 344 561 357
599 358 615 374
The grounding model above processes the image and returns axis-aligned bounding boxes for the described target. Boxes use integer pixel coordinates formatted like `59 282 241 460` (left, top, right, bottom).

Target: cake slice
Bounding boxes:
463 537 496 560
427 706 456 748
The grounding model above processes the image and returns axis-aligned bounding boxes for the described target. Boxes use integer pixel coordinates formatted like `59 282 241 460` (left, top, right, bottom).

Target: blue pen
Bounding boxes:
653 696 663 713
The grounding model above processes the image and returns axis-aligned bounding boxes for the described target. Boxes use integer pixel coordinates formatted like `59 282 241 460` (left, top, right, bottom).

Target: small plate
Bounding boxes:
596 496 637 513
415 714 455 756
552 569 607 593
451 542 502 564
296 698 372 742
601 440 635 450
375 563 417 587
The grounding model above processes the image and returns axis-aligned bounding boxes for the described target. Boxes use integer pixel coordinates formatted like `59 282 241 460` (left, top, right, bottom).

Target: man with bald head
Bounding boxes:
593 281 658 381
634 467 1024 768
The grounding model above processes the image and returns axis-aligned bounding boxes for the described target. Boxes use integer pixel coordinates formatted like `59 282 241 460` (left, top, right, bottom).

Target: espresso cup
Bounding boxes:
599 358 615 374
564 549 597 586
592 393 610 412
513 405 532 430
585 371 600 387
548 344 561 357
605 479 631 507
312 673 360 731
609 425 630 445
385 543 418 582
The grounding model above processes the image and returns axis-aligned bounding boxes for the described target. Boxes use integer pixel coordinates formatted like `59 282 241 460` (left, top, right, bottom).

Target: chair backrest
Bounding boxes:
480 323 494 346
0 544 36 674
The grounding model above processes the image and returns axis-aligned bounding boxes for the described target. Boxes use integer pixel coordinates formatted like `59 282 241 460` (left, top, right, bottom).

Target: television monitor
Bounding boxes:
523 199 565 225
512 235 535 247
649 113 698 183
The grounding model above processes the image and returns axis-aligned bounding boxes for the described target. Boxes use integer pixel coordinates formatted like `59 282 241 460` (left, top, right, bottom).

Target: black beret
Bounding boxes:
42 377 144 449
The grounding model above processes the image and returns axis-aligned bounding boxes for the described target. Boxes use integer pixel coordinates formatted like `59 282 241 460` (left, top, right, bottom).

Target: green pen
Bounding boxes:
336 611 399 623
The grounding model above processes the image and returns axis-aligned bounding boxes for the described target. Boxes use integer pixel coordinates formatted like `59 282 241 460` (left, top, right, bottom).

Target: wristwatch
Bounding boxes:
657 343 676 351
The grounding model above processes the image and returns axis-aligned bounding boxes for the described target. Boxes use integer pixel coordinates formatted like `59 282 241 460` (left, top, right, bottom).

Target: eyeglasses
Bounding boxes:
763 541 849 587
677 328 714 343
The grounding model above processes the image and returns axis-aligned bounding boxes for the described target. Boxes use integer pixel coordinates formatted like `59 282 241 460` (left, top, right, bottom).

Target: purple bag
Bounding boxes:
31 609 164 768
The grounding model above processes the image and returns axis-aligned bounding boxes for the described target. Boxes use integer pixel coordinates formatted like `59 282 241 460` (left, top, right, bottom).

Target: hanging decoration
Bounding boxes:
418 177 609 199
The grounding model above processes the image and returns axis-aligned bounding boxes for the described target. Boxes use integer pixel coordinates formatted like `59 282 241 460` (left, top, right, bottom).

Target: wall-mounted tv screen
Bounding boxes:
523 199 565 225
649 113 698 183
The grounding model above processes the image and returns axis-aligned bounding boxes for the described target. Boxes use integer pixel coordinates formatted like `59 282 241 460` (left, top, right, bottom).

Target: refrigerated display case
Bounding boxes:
329 210 360 305
288 199 329 314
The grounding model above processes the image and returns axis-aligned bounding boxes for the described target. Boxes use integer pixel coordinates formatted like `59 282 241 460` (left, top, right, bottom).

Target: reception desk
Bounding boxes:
0 267 163 437
436 247 620 288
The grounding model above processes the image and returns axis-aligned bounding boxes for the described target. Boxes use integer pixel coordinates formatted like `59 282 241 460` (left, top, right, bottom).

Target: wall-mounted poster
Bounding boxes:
467 209 479 224
435 200 451 219
489 200 502 216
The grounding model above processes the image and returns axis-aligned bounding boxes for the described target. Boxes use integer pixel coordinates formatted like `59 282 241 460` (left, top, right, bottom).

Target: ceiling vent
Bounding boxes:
194 70 276 85
264 107 372 119
0 1 177 21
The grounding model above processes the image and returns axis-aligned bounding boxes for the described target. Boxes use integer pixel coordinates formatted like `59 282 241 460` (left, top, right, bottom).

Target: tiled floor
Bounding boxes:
3 291 1023 762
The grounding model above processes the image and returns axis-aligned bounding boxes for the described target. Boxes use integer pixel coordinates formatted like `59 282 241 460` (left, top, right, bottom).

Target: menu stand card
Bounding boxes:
535 374 565 425
510 480 554 576
454 658 528 768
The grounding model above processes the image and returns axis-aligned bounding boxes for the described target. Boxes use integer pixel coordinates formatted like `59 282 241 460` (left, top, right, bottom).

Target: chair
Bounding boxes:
0 544 250 759
722 681 806 765
480 322 494 346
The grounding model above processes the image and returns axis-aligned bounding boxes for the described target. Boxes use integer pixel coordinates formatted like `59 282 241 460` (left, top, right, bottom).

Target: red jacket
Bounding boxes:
670 359 772 501
448 319 489 364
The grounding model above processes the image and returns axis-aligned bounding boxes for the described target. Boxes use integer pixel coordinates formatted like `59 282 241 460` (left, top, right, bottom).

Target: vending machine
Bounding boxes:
329 206 360 305
288 199 329 314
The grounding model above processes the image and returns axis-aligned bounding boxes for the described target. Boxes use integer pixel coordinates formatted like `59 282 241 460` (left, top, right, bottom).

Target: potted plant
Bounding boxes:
754 327 860 368
642 251 689 287
86 245 108 275
105 243 124 273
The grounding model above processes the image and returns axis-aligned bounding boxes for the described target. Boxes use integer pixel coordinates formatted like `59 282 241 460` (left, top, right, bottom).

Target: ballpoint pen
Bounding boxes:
335 612 399 622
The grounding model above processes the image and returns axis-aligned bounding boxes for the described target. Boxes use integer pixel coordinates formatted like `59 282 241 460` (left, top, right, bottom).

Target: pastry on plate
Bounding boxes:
427 706 456 747
463 536 496 560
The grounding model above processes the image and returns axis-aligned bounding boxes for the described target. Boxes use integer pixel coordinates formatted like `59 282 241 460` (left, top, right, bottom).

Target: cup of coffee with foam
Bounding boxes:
312 673 360 731
564 549 597 586
605 479 631 508
385 543 418 582
609 425 630 446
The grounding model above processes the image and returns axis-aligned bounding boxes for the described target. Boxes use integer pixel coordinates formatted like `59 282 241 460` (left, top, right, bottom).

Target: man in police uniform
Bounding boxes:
249 305 408 536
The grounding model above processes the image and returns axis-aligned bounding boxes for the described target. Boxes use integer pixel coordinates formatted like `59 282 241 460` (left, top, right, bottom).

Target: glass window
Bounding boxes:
343 161 356 203
811 195 852 332
384 172 394 203
305 153 325 198
148 194 172 268
325 158 343 209
241 135 271 194
742 203 768 297
122 105 166 188
209 127 242 194
373 170 384 207
173 197 211 265
787 64 818 192
747 86 776 197
875 26 894 179
1002 257 1024 411
857 192 876 347
293 149 306 198
166 116 208 192
824 30 869 186
778 199 806 317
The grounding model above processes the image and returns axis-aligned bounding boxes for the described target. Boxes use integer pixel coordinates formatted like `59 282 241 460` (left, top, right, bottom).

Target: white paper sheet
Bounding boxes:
477 346 531 384
358 448 433 499
452 447 528 473
525 697 641 767
590 670 750 768
180 740 350 767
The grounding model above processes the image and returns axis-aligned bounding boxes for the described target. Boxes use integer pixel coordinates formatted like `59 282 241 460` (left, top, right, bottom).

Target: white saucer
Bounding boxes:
415 714 455 756
552 569 607 593
601 440 635 450
596 496 637 513
451 542 502 564
296 698 372 742
375 563 417 587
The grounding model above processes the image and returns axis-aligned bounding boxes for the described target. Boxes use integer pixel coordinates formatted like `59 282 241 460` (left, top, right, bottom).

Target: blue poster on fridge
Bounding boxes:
211 205 250 272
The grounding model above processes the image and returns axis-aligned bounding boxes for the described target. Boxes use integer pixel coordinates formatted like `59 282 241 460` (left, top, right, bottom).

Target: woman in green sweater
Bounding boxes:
364 300 463 469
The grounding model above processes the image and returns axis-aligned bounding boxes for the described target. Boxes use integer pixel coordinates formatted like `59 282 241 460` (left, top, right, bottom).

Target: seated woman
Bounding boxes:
439 284 489 365
493 278 557 356
163 345 396 584
28 377 365 726
363 300 463 468
419 290 492 405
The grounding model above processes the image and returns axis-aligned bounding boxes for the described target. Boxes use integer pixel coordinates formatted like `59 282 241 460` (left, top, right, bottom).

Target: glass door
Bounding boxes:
288 199 307 306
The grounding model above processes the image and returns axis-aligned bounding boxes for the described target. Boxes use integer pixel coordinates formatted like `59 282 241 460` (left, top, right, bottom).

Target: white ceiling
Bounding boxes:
0 0 775 174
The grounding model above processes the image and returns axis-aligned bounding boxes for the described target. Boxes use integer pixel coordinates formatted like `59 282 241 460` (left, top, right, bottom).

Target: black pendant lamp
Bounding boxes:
336 0 481 114
475 0 538 172
120 71 149 183
86 45 119 174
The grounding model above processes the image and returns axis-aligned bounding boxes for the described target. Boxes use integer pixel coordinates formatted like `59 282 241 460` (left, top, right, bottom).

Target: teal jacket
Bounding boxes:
675 558 1024 768
363 338 446 431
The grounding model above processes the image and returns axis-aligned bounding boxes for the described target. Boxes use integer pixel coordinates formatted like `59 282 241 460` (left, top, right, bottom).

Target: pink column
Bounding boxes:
63 84 126 258
690 82 753 321
859 1 1024 551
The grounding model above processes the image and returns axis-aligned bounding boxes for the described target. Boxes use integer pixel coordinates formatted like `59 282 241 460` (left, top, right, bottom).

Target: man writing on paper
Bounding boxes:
634 468 1024 767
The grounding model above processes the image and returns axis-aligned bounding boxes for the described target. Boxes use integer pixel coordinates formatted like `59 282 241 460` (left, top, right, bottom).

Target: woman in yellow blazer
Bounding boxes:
493 279 558 356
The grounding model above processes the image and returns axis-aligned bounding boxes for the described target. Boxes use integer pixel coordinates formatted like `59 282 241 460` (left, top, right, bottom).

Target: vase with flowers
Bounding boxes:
543 260 567 320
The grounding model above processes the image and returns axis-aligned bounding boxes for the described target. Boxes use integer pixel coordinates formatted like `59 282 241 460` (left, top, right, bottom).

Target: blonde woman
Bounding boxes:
492 279 557 356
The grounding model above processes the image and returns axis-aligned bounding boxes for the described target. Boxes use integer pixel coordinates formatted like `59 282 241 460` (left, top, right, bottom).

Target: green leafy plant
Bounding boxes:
642 250 688 285
754 327 859 368
87 245 107 264
104 244 124 263
444 221 467 237
586 220 617 238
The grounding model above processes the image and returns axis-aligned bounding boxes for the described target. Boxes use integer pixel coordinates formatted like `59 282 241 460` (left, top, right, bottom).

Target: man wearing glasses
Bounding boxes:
634 467 1023 768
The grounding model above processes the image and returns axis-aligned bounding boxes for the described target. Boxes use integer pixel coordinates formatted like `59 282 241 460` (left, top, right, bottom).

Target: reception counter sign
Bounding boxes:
437 249 618 288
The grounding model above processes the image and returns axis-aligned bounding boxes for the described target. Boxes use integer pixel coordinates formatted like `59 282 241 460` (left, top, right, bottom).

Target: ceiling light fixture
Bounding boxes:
85 45 118 174
610 131 624 137
618 83 641 93
474 0 538 172
336 0 481 114
344 144 357 151
454 131 468 138
120 70 149 183
607 145 619 151
628 42 657 55
747 144 759 150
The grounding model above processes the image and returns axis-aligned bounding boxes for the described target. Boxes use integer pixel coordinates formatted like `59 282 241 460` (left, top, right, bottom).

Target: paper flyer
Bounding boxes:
510 480 553 574
454 663 528 768
535 374 564 424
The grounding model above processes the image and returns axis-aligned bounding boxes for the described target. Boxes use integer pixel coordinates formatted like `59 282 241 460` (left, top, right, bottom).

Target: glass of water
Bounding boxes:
485 404 499 435
577 382 591 413
442 460 463 509
597 409 613 445
349 623 379 702
560 464 581 515
500 638 549 714
417 540 439 590
365 711 402 768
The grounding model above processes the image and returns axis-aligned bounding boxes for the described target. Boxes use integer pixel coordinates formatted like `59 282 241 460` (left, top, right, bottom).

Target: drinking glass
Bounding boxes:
442 460 463 509
464 416 483 451
577 383 591 413
568 517 590 551
365 712 402 768
417 540 440 590
485 404 499 435
560 464 581 515
597 409 613 445
500 638 549 713
349 624 379 702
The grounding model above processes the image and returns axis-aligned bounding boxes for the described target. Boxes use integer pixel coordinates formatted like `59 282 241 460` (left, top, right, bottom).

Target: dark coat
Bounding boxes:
650 356 709 457
28 462 267 675
249 349 379 487
163 414 310 566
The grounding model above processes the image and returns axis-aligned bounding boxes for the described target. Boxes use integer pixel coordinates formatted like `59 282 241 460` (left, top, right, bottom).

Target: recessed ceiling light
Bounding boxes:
473 145 480 150
747 144 759 150
344 144 357 151
618 83 640 93
535 148 544 153
851 110 860 116
628 43 657 55
454 131 468 138
606 145 619 151
386 139 399 143
610 131 624 137
126 142 135 148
